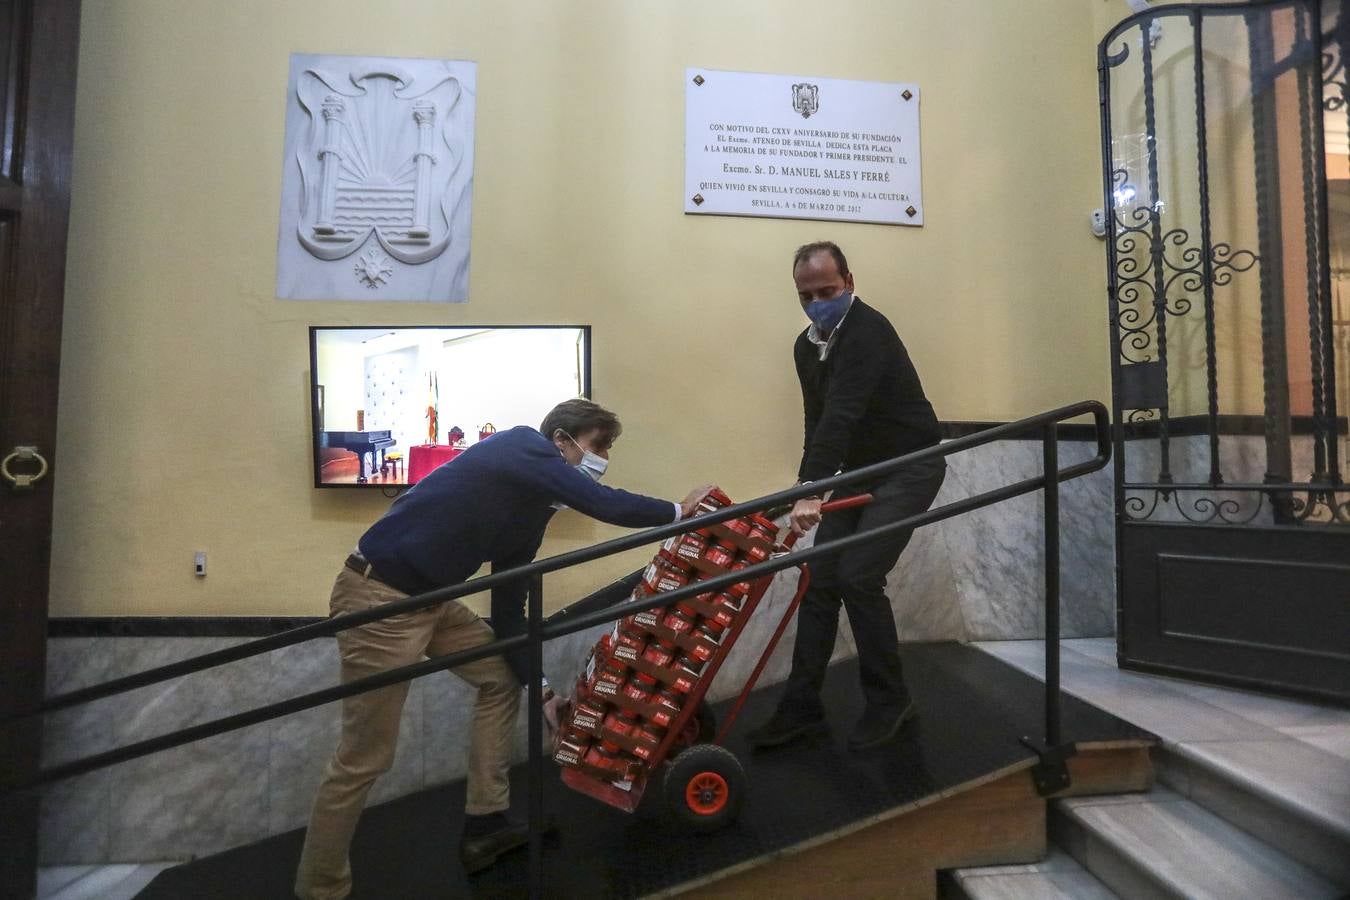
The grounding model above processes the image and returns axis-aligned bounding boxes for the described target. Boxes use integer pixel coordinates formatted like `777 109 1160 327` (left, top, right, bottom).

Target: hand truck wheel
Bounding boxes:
667 698 716 759
663 743 746 832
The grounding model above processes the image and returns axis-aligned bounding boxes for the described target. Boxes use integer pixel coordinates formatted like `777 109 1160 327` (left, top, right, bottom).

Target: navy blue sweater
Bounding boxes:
358 425 677 683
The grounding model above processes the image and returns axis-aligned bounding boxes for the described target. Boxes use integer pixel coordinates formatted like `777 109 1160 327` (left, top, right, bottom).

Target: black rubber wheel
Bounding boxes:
663 743 746 832
667 699 716 759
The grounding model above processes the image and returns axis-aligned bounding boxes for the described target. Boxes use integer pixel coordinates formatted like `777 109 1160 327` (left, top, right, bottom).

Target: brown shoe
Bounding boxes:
459 814 529 874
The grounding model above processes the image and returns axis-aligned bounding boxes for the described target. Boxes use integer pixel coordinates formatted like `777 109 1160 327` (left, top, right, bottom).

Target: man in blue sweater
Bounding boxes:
296 400 713 898
747 241 945 753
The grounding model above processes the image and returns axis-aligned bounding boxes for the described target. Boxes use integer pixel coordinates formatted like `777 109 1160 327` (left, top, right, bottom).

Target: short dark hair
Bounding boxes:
540 399 623 449
792 241 850 278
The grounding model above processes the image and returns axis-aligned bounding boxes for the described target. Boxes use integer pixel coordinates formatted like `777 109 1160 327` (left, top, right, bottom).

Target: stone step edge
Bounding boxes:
1051 789 1341 899
969 642 1349 845
1158 741 1350 843
1153 744 1350 886
942 845 1118 900
1050 796 1213 900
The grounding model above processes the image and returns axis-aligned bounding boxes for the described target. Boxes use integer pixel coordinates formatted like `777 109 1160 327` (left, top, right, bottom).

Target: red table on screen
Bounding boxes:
407 444 465 484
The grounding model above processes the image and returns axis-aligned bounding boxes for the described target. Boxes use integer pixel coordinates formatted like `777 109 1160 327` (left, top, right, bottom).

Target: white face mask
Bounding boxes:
561 431 608 482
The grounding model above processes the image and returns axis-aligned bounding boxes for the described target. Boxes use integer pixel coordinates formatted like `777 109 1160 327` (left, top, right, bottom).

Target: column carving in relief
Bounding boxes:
277 55 477 302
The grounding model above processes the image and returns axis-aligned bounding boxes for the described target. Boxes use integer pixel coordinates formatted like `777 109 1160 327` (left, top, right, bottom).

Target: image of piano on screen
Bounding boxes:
308 325 592 490
320 430 397 484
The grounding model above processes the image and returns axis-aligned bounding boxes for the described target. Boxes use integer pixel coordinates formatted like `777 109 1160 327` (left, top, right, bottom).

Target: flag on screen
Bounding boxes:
426 372 439 444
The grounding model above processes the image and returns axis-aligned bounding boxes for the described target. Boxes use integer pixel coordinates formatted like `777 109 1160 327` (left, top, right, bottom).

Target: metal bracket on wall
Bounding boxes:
1019 736 1077 796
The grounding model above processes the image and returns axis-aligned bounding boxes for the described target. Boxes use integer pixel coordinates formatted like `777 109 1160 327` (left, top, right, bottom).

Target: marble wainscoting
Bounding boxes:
39 436 1117 864
41 637 274 865
38 629 631 866
713 434 1116 691
934 438 1116 640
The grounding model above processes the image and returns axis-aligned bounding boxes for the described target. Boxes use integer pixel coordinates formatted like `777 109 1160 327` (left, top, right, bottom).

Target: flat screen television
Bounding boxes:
310 325 591 488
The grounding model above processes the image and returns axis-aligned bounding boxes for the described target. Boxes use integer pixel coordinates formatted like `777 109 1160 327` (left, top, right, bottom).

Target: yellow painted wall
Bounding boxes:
52 0 1111 617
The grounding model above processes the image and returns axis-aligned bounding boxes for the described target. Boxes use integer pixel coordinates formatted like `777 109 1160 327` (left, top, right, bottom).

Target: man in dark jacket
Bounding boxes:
747 241 945 753
296 400 712 898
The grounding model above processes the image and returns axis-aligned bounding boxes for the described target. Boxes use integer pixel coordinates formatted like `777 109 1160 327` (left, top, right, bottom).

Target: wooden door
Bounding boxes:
0 1 81 896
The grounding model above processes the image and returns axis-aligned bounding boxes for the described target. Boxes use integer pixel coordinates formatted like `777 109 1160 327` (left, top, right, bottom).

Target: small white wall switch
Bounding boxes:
1090 208 1107 238
194 551 207 577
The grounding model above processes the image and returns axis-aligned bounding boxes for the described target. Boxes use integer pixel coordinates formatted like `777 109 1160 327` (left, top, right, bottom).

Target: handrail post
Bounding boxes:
1020 422 1073 796
527 572 544 898
1043 423 1061 747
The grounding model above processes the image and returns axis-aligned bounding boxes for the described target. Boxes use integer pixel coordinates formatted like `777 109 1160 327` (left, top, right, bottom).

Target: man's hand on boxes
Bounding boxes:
679 484 720 519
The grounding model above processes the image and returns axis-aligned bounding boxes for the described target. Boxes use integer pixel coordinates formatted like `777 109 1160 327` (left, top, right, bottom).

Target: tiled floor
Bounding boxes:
36 863 179 900
975 638 1350 842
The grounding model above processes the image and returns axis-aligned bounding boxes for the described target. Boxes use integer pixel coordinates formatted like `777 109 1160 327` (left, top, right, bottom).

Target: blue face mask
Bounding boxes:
803 289 852 333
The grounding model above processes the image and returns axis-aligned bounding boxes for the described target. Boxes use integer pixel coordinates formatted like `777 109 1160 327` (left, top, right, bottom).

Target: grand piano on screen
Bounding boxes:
321 430 396 483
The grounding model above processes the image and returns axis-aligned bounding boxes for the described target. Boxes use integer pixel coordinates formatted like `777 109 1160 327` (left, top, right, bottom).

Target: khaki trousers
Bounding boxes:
295 566 520 900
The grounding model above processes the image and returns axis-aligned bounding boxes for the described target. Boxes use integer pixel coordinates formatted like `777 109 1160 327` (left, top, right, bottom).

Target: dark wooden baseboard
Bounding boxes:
48 616 325 637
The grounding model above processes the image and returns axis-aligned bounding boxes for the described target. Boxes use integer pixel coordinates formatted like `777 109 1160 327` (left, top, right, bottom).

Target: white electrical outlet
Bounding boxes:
194 551 207 577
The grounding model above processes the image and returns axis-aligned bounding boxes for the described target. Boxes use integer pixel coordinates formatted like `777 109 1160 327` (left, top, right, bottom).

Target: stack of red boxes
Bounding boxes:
552 488 780 786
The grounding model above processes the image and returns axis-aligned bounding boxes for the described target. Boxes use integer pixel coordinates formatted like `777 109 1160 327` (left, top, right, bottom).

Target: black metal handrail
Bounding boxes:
3 400 1109 725
1124 481 1350 490
2 399 1110 895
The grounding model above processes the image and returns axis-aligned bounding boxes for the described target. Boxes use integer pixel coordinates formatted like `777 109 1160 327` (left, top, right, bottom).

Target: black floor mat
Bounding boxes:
138 642 1152 899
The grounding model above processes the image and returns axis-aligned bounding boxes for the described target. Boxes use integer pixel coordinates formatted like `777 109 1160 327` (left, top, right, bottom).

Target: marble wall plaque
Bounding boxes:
685 68 923 225
276 54 476 301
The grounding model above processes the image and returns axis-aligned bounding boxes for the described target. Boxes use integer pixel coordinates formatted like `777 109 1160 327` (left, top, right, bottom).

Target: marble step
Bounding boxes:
1051 788 1343 900
1154 742 1350 886
943 846 1118 899
972 639 1350 886
37 862 178 900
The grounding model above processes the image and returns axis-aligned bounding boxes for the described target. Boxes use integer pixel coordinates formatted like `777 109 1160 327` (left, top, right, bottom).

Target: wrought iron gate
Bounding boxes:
1099 0 1349 702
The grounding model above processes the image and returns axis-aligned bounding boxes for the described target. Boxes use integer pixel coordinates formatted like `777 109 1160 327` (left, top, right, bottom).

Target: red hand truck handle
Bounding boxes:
819 493 873 514
711 491 875 744
777 493 873 550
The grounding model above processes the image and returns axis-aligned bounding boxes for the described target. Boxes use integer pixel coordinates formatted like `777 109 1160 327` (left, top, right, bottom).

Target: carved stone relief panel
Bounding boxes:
276 54 476 301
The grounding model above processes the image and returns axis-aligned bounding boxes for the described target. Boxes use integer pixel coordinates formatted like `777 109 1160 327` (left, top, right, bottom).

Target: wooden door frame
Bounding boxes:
0 0 82 896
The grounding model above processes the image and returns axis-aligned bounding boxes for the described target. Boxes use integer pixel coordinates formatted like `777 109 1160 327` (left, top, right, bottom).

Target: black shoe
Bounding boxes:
745 709 828 750
847 700 917 751
459 813 530 874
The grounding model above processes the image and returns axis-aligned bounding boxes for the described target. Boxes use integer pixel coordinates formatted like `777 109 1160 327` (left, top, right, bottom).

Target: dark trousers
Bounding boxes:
780 456 946 718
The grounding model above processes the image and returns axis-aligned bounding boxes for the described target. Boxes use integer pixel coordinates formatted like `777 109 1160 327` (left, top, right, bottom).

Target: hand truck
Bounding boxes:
554 494 872 831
